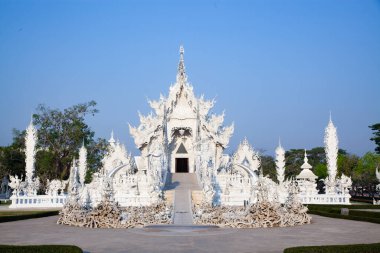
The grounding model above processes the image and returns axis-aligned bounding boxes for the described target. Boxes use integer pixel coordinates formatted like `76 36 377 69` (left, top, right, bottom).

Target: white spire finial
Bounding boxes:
329 111 332 123
179 45 184 58
301 149 312 170
30 113 34 125
177 45 187 83
304 149 308 164
109 130 116 145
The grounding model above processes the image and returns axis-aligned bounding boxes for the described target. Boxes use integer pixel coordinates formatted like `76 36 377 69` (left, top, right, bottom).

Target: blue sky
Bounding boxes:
0 0 379 156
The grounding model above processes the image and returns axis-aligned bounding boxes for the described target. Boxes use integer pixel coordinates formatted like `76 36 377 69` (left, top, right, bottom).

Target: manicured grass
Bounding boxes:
307 204 380 224
284 242 380 253
0 210 59 223
0 245 82 253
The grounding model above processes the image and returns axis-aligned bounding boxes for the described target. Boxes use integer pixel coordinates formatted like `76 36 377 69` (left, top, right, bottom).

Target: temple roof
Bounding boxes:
129 46 234 149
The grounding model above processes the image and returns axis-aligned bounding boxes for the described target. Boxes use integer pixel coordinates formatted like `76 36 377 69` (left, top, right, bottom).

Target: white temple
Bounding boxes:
8 46 352 208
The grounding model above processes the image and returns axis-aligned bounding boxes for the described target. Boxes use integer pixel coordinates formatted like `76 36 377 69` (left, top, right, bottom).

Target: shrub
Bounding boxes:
0 245 82 253
307 204 380 224
0 211 59 223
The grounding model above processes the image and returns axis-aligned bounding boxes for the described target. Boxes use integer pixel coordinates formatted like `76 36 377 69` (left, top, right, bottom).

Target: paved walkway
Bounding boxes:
166 173 201 225
173 189 193 225
0 215 379 253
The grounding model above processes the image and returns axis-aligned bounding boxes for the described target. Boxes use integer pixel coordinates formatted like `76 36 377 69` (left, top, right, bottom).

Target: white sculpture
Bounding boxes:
8 175 24 196
46 179 68 196
324 114 339 194
0 176 10 198
374 167 380 205
275 140 286 184
323 115 352 199
296 150 318 195
68 158 79 194
78 142 88 187
9 121 40 197
24 120 40 195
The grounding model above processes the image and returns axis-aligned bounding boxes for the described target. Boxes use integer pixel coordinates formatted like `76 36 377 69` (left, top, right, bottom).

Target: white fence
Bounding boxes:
299 193 351 205
9 194 68 208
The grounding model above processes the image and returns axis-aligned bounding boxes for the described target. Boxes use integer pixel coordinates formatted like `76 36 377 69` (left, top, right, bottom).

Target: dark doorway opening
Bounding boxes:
175 158 189 173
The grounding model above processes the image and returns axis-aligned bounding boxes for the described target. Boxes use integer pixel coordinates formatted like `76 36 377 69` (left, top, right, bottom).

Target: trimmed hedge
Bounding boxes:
308 204 380 210
307 204 380 224
0 245 82 253
0 211 59 223
284 243 380 253
308 210 380 224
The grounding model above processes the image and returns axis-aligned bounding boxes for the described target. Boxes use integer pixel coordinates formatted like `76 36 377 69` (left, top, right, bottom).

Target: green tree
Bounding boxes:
353 152 380 184
369 123 380 154
284 149 304 179
0 129 26 180
31 101 107 182
261 155 276 182
337 153 359 178
314 163 328 179
352 152 380 197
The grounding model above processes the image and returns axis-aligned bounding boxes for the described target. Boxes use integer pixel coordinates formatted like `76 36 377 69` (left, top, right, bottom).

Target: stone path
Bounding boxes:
173 189 193 225
168 173 201 225
0 215 380 253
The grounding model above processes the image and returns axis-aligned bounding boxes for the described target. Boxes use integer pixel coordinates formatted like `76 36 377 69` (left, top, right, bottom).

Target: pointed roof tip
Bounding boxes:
303 149 308 163
176 45 187 83
29 113 33 124
278 137 282 147
109 130 116 143
300 149 313 170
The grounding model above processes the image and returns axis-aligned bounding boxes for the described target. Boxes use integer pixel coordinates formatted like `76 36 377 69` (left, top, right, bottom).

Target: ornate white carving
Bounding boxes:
8 121 40 196
9 175 25 196
324 115 339 193
46 179 68 196
78 142 88 187
275 141 285 184
232 138 261 172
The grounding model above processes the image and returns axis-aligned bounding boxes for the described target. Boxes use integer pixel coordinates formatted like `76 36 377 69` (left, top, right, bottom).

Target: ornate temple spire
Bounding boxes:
109 130 116 147
25 121 37 182
78 141 87 187
297 149 317 181
324 114 338 183
176 45 187 83
275 139 285 183
301 150 312 170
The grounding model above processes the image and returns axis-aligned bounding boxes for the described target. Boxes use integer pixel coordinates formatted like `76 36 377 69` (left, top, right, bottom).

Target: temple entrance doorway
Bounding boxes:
175 158 189 173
